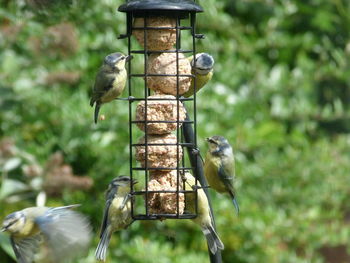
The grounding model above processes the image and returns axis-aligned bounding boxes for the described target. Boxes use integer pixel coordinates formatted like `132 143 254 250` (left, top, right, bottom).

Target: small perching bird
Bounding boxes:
95 176 137 262
183 53 214 98
204 136 239 214
182 172 224 255
1 204 92 263
90 52 131 123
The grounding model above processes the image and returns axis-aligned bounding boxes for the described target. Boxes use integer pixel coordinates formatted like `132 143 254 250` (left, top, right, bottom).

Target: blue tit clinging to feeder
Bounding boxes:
90 52 131 123
182 172 224 255
1 204 92 263
183 53 214 98
95 176 137 262
204 136 239 214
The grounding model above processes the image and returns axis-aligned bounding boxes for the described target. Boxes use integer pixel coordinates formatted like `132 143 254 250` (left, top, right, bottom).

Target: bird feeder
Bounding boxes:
118 1 222 261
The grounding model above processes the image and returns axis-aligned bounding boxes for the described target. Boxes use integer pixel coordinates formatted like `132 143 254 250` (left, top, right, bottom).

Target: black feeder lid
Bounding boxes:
118 0 203 18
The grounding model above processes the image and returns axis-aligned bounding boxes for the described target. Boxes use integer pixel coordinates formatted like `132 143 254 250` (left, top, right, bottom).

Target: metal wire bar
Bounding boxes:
131 120 193 124
132 26 192 30
132 167 192 171
190 12 199 218
133 190 199 194
133 214 197 220
132 144 194 149
119 97 194 101
127 12 135 219
175 14 181 218
143 15 149 217
130 73 194 77
130 50 193 54
131 142 195 147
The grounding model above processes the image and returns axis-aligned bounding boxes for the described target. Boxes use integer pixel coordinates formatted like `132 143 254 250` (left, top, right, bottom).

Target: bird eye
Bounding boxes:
209 139 217 144
4 220 15 229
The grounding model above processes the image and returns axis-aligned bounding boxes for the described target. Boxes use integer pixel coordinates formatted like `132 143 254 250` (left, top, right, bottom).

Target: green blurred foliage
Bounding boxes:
1 0 350 262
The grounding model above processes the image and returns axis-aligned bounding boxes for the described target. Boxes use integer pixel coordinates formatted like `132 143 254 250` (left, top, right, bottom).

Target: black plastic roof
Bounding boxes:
118 0 203 13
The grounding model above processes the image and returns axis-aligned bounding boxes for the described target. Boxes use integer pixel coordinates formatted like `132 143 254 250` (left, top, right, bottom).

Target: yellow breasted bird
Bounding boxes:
182 172 224 255
183 53 214 98
95 176 137 262
1 205 92 263
204 136 239 214
90 52 131 123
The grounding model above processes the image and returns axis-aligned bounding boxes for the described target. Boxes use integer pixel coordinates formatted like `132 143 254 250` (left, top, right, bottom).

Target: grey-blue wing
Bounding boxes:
100 185 118 237
218 164 235 194
218 163 239 214
35 207 92 263
11 235 42 263
91 69 115 103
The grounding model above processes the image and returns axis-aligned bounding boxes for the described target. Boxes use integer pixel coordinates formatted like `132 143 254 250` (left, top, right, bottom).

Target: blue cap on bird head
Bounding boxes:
193 53 214 70
206 135 228 145
104 52 125 66
1 211 25 232
111 175 138 186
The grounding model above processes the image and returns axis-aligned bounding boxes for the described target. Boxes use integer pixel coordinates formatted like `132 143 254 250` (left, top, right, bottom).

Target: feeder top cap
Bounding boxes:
118 0 203 13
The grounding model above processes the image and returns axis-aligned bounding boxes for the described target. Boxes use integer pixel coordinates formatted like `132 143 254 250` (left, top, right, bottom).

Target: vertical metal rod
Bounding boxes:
190 12 199 218
175 14 180 218
128 12 135 218
143 15 149 216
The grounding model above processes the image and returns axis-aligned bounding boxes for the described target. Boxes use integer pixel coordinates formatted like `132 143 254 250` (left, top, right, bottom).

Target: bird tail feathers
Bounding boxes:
202 225 224 255
95 227 112 262
90 97 95 107
229 192 239 215
94 103 101 124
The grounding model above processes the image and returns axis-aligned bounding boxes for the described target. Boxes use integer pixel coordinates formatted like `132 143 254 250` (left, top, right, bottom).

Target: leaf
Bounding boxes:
0 179 29 200
2 158 21 172
0 232 15 260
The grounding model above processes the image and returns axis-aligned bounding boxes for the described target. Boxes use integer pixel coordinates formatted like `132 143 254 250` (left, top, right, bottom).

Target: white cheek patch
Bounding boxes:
222 147 233 157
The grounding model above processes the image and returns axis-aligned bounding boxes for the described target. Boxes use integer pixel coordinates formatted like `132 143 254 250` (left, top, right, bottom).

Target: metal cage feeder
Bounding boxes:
117 1 222 261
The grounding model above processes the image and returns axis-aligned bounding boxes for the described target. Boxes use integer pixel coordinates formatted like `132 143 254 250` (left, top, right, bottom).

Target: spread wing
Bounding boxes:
35 206 92 263
99 184 118 237
11 235 42 263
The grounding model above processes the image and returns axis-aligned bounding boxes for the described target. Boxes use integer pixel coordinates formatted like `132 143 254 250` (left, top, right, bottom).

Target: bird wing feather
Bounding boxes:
218 158 239 213
11 235 42 263
100 184 118 238
35 206 92 263
91 69 115 105
217 162 235 195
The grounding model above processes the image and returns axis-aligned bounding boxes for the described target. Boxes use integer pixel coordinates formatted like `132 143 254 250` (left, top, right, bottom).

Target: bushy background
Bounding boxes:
1 0 350 262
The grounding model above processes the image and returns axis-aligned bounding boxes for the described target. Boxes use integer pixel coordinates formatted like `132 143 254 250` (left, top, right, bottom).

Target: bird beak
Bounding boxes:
0 227 6 232
132 179 138 185
205 137 210 142
125 55 133 62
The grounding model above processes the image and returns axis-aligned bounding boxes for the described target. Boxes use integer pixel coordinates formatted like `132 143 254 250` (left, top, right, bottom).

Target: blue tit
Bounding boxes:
182 172 224 254
204 136 239 214
90 52 131 123
183 53 214 98
1 204 92 263
95 176 137 262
